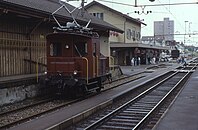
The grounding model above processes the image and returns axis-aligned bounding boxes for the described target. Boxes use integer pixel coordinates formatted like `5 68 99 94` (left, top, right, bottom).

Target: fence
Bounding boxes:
0 38 46 77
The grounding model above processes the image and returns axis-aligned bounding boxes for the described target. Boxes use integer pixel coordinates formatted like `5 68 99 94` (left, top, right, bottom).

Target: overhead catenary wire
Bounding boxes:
96 0 198 7
96 0 198 34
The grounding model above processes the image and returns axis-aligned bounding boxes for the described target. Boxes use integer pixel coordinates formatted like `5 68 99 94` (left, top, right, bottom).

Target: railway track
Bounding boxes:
69 64 196 130
0 98 81 130
0 97 53 116
0 63 192 130
0 70 149 129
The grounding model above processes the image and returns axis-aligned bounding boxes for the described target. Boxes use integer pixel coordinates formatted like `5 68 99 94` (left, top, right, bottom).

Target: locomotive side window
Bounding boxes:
50 44 53 56
93 43 96 56
74 42 87 57
49 43 62 56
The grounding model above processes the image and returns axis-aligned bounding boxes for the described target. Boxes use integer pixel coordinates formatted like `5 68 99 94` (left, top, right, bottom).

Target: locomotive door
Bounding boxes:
93 42 98 77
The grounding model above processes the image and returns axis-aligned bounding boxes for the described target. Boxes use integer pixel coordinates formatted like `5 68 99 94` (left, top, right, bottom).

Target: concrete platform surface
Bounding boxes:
120 62 177 76
154 68 198 130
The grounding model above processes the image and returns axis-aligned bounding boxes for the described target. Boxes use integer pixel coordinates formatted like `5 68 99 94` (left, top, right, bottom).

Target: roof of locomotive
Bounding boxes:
46 31 99 40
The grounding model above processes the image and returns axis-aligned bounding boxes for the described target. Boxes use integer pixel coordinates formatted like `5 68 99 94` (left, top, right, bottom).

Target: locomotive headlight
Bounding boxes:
44 71 47 74
73 70 78 75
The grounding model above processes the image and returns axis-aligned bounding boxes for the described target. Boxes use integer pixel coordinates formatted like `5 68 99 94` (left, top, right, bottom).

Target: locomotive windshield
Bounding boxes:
74 42 87 57
49 43 62 56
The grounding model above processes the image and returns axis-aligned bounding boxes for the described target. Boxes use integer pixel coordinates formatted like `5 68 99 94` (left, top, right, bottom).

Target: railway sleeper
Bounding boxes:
105 121 136 127
123 110 149 114
119 112 145 117
132 104 155 108
100 125 133 130
128 106 153 110
115 115 143 120
111 118 140 122
127 107 152 112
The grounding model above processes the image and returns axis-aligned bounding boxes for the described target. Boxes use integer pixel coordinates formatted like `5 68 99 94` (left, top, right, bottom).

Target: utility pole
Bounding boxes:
184 21 188 55
81 0 85 17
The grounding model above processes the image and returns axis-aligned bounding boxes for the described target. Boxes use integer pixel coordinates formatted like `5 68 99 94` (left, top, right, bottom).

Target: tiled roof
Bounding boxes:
0 0 123 33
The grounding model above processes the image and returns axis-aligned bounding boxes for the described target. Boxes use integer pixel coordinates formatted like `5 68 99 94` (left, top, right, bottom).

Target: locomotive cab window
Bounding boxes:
93 43 96 56
74 42 87 57
49 43 62 56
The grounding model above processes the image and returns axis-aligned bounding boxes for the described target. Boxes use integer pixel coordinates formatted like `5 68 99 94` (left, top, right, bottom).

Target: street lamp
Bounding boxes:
184 21 188 55
189 22 192 37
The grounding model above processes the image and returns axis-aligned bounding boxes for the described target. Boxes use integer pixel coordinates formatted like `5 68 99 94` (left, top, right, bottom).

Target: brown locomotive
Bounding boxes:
45 30 111 97
42 2 111 97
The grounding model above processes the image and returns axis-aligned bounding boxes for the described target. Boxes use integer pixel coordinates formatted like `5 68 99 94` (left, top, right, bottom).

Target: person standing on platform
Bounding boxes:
138 57 141 65
131 58 134 71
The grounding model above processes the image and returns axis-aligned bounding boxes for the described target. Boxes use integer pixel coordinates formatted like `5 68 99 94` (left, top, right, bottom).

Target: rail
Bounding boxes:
83 71 179 130
83 63 197 130
132 64 197 129
133 71 191 129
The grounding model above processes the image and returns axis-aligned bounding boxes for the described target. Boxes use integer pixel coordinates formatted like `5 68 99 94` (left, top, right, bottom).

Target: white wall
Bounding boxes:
87 5 142 44
99 36 110 56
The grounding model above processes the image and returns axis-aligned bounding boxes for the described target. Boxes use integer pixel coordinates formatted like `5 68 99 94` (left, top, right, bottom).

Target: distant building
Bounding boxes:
85 1 147 65
154 18 174 42
86 1 172 65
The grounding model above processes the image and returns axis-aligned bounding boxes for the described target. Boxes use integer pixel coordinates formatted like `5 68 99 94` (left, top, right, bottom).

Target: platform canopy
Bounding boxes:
0 0 123 33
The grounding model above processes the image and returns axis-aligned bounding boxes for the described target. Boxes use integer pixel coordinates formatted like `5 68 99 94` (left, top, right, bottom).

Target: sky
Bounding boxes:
65 0 198 46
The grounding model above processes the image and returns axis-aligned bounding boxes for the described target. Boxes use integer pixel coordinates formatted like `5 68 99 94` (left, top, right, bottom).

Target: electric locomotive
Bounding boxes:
45 29 111 97
42 1 111 97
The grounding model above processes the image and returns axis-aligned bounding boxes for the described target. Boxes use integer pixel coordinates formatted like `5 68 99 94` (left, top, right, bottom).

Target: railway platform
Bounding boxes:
120 62 177 76
154 66 198 130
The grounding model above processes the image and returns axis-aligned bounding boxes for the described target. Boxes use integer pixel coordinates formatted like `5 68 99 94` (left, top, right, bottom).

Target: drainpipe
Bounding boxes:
123 19 127 65
124 19 127 44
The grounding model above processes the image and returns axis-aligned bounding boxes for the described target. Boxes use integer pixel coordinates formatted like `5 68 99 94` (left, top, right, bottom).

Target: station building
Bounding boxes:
85 1 172 65
0 0 123 77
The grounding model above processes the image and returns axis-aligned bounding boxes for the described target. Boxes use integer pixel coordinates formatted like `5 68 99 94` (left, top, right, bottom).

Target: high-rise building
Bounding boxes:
154 18 174 42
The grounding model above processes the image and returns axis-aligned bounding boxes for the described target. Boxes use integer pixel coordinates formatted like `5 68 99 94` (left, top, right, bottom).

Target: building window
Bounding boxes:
136 31 140 40
132 30 136 41
126 29 131 40
90 12 104 20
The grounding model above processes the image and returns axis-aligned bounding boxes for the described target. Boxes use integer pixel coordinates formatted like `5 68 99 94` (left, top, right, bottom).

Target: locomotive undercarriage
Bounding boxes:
44 73 111 98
